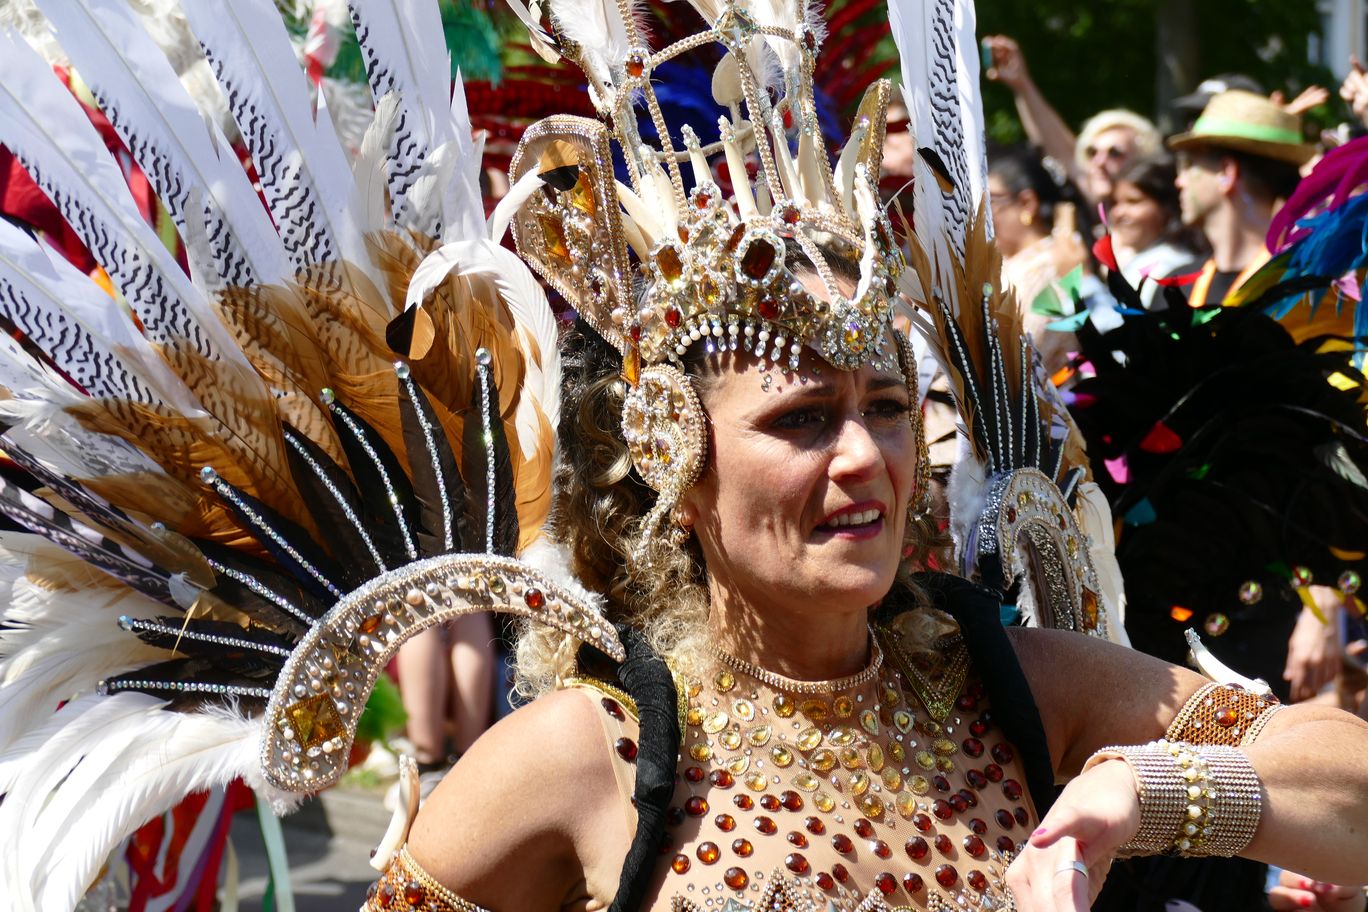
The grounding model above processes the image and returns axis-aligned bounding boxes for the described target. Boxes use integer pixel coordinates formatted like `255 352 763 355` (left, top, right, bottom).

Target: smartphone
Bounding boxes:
981 38 993 71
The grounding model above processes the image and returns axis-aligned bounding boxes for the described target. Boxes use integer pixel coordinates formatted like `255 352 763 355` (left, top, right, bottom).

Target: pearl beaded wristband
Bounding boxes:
1084 740 1263 858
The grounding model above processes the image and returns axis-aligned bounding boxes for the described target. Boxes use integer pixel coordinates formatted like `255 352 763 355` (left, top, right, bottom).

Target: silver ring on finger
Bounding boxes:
1054 860 1089 878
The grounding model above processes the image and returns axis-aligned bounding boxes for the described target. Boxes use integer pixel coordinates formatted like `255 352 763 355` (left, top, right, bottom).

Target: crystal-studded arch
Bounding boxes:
262 553 624 791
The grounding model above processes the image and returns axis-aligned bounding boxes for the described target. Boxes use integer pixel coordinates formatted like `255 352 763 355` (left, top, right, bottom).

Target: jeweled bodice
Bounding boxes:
618 620 1034 911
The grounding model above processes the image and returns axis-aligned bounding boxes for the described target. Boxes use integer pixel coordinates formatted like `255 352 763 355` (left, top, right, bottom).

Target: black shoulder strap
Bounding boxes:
579 625 679 912
902 573 1060 818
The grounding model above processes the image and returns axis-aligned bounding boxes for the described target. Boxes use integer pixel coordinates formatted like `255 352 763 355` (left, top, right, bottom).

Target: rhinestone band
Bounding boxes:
1085 740 1263 858
709 629 884 695
1165 682 1283 747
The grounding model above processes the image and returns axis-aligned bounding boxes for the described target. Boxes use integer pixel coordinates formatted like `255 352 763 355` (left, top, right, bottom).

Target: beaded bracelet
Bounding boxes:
1166 682 1284 747
1084 740 1263 858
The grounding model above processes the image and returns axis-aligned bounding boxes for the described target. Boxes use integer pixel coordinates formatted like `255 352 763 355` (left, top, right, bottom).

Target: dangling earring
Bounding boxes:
1020 210 1034 227
670 509 694 548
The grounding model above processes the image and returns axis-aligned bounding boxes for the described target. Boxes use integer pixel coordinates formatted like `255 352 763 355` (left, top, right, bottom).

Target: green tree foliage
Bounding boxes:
978 0 1331 143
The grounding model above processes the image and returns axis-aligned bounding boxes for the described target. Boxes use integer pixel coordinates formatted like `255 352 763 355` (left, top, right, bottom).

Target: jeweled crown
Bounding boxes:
505 0 906 375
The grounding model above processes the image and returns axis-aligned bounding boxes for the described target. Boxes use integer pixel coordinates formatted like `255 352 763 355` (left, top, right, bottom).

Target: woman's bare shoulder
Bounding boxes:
406 687 628 907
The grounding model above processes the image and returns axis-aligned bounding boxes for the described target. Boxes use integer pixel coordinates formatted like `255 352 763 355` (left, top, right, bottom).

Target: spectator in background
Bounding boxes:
983 35 1160 208
1171 73 1266 129
1108 154 1205 309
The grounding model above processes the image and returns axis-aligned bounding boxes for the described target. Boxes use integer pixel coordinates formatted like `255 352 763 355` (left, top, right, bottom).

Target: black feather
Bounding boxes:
196 538 325 634
461 364 519 556
281 424 386 582
325 399 421 564
397 372 470 555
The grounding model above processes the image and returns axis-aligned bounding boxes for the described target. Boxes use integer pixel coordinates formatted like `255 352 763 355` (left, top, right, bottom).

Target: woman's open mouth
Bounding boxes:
815 505 885 539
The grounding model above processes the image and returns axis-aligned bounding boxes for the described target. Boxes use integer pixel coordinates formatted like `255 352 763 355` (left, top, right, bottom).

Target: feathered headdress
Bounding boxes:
0 0 622 905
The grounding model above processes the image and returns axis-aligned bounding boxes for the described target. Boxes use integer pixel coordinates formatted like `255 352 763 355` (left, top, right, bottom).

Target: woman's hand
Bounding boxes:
1269 870 1368 912
1284 593 1341 703
1004 757 1139 910
983 36 1032 93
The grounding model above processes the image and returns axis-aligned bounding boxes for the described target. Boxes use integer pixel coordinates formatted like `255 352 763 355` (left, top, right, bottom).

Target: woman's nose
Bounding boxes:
829 416 884 480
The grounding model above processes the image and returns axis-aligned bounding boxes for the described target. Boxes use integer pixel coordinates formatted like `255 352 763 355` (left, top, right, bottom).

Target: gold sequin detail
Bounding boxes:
867 743 885 772
813 791 836 812
860 709 880 735
881 767 903 791
849 771 869 795
773 694 795 717
833 695 854 718
732 699 755 722
719 729 742 750
714 670 735 692
690 742 713 761
860 794 886 818
799 699 829 721
796 727 822 751
770 744 793 767
810 748 837 772
747 725 772 747
744 773 768 791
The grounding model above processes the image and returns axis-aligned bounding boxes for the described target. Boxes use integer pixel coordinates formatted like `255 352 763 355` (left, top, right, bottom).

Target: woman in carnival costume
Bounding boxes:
0 1 1364 911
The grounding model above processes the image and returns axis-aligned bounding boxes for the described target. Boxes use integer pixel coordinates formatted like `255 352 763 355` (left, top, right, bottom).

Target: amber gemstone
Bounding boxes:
964 834 987 858
904 872 925 893
776 852 808 875
685 796 708 817
1003 779 1023 800
696 842 720 864
805 816 826 835
520 587 544 610
733 794 754 810
377 883 395 908
997 835 1016 853
934 834 952 855
359 613 383 634
935 864 959 888
1015 807 1030 826
602 698 625 720
755 816 777 835
666 806 685 825
615 737 638 761
832 833 854 854
664 307 682 329
872 872 895 895
912 813 933 833
966 769 988 789
740 238 777 281
906 835 929 859
949 793 969 814
787 831 809 848
968 870 989 892
985 764 1004 782
780 790 804 811
962 738 984 758
968 817 987 835
537 214 571 266
402 880 424 905
725 223 747 252
716 813 736 832
710 769 734 788
732 838 753 857
931 799 953 820
970 719 989 737
832 862 850 882
625 53 645 77
816 871 835 890
671 853 691 874
723 867 749 890
1216 708 1239 727
854 818 875 838
695 189 713 210
872 839 891 859
991 743 1015 765
779 205 801 226
684 766 704 783
760 794 781 811
286 693 345 750
933 775 951 792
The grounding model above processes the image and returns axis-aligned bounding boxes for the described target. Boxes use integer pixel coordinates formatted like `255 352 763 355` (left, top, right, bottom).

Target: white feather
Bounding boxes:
354 92 403 235
441 72 487 241
547 0 634 104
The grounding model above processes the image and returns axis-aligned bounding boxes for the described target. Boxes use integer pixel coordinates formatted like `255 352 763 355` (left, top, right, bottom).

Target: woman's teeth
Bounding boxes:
826 509 881 528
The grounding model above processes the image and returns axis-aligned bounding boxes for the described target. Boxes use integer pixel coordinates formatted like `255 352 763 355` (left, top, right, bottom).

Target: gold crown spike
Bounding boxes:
506 0 908 376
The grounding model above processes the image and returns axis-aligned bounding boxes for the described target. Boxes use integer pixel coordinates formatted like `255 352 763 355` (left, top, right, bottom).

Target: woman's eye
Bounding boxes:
773 407 826 430
865 399 912 420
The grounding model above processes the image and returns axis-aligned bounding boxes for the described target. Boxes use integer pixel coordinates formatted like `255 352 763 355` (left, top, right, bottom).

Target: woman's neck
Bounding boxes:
706 578 872 682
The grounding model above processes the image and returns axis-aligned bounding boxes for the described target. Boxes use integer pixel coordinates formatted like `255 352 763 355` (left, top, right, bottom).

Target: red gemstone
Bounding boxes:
832 862 849 883
780 790 804 811
696 842 720 864
1003 780 1023 801
903 872 925 893
779 205 800 226
615 737 638 761
740 238 777 281
816 871 835 890
695 190 713 210
376 883 394 908
832 833 854 854
733 794 754 811
962 738 984 758
601 698 625 719
523 588 545 609
404 881 425 905
970 719 989 737
665 307 682 329
758 297 780 320
732 838 753 857
934 834 952 855
996 809 1015 829
966 769 988 789
964 835 987 858
933 775 951 792
935 864 959 888
1005 505 1017 523
912 813 933 833
629 322 642 343
968 817 987 835
781 107 794 130
1014 807 1030 826
932 799 953 820
723 867 748 890
991 743 1015 765
872 839 891 859
685 766 704 783
716 814 736 832
968 870 989 892
625 53 645 77
787 831 808 848
958 789 979 808
854 818 875 838
1216 708 1238 727
985 764 1004 783
870 872 894 895
760 794 781 811
948 794 969 814
905 836 929 859
997 835 1017 853
725 223 746 252
785 853 810 875
685 796 708 816
709 769 734 788
755 816 777 835
805 816 826 835
957 694 978 711
671 853 690 874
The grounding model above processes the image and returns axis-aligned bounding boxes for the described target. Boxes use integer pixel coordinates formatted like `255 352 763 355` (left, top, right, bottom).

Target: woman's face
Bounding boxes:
1108 179 1168 252
681 348 917 619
